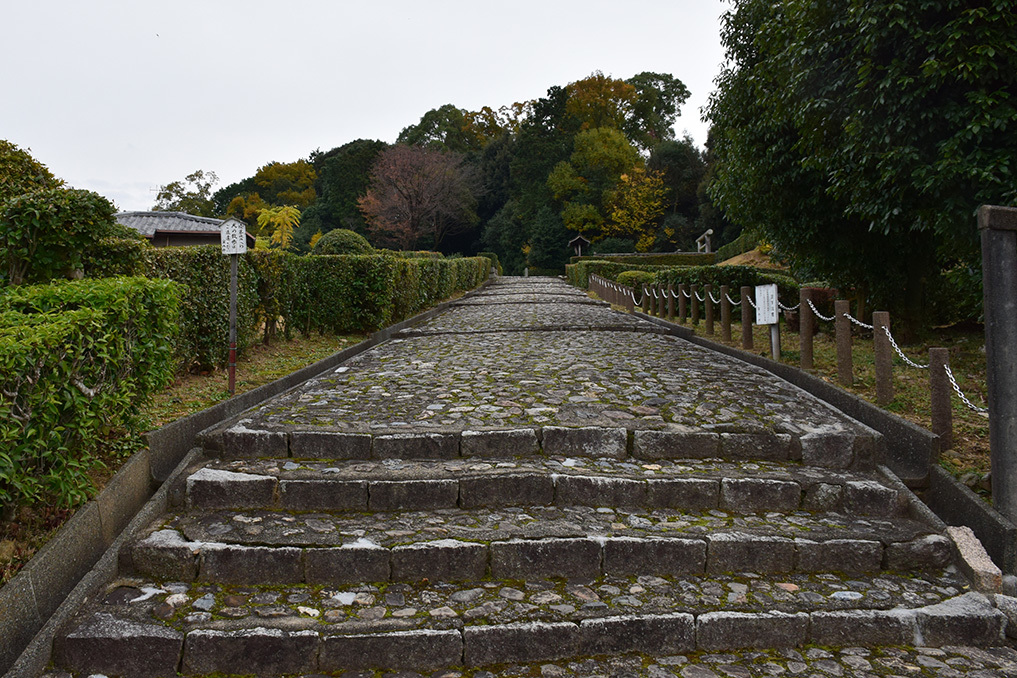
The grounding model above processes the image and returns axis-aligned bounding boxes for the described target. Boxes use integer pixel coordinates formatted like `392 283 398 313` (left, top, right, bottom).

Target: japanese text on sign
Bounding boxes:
221 218 247 255
754 284 778 325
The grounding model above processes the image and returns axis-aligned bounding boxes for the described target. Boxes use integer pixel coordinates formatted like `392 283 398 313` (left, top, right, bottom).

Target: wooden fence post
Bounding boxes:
658 285 667 317
667 284 675 321
641 286 651 314
929 347 952 454
740 286 753 349
720 284 731 342
835 299 852 387
690 285 700 326
678 284 688 323
704 284 715 335
873 311 893 405
800 288 814 370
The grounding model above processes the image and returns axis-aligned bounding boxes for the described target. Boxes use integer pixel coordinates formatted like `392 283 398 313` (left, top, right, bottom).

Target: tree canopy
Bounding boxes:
153 169 219 217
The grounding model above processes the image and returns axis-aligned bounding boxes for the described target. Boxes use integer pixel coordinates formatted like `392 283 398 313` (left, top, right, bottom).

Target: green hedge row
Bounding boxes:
715 230 761 262
569 252 716 267
0 277 180 512
566 260 662 288
85 245 491 369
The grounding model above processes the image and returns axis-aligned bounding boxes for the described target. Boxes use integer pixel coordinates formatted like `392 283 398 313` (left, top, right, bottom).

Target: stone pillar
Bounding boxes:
835 300 852 387
929 347 953 454
873 311 893 406
720 285 732 342
800 288 814 370
979 204 1017 521
678 284 688 323
740 286 752 349
704 284 715 335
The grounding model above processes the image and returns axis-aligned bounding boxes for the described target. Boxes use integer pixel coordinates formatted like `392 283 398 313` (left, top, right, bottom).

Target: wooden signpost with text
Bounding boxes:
220 218 247 396
755 283 780 360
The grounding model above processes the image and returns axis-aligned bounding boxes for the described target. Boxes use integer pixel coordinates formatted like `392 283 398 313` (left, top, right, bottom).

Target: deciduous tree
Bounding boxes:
153 169 219 216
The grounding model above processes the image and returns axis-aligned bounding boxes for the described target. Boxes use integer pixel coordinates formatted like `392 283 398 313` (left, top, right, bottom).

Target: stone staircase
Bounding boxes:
47 278 1012 677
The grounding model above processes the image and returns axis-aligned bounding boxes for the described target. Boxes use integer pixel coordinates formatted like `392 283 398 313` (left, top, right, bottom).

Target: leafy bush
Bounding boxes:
566 260 660 288
715 230 760 261
652 265 800 303
312 228 374 255
477 251 502 275
592 237 636 254
570 252 715 267
82 237 151 278
0 277 180 512
617 270 655 287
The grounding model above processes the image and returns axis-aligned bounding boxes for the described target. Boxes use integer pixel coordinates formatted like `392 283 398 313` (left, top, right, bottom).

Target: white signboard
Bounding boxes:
754 284 779 325
220 218 248 255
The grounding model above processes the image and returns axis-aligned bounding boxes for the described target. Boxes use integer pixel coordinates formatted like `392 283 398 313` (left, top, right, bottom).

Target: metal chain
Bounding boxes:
882 326 928 369
630 290 642 306
694 291 706 302
778 301 801 311
746 296 757 310
709 291 721 304
843 313 873 330
944 365 990 415
682 288 692 299
726 293 741 306
651 287 660 300
806 298 836 322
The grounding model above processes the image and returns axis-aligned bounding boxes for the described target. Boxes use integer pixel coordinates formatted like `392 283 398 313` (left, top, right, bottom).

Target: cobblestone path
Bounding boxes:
47 278 1017 677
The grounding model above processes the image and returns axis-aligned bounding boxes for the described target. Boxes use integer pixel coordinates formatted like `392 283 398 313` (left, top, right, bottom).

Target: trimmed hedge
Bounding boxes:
569 252 716 267
0 277 180 512
650 265 799 302
566 260 662 288
715 230 760 262
477 251 502 275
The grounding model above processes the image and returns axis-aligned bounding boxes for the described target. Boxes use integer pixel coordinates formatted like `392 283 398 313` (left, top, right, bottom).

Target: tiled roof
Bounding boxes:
115 211 224 237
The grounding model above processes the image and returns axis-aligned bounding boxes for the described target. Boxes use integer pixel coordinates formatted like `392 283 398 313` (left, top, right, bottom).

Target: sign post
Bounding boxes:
754 283 780 360
220 218 248 396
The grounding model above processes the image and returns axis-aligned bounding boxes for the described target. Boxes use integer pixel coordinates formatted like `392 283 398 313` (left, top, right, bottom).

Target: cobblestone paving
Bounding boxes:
236 279 872 437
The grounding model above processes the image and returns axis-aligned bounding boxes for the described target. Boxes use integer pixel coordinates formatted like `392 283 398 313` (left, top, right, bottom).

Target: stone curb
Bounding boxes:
55 593 1006 675
129 530 953 584
183 465 902 516
0 281 494 677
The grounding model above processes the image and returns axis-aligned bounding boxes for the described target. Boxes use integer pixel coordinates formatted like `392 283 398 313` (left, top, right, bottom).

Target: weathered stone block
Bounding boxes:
391 539 488 581
914 592 1005 646
130 529 199 581
801 482 843 512
199 544 303 584
707 533 794 574
810 609 914 646
290 431 372 459
885 534 952 570
580 613 694 655
368 479 459 511
183 628 318 675
491 538 601 579
305 543 390 584
186 467 276 509
696 611 809 650
221 423 288 458
320 629 463 671
720 478 800 513
719 433 791 461
463 622 580 665
948 525 1004 593
843 479 898 517
799 432 854 469
280 479 369 511
542 426 627 459
603 537 706 576
55 613 183 678
993 594 1017 639
795 538 883 574
555 475 647 507
373 432 459 459
645 477 719 509
460 473 553 508
461 429 539 457
632 430 720 459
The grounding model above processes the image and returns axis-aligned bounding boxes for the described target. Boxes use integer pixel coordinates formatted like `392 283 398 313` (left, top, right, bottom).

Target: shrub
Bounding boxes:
617 270 656 287
570 252 715 267
312 228 374 255
592 237 636 254
0 277 180 512
477 251 502 275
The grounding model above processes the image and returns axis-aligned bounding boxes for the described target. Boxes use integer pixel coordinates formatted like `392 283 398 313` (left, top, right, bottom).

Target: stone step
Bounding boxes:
124 503 950 585
183 456 906 517
53 573 1007 676
202 424 881 472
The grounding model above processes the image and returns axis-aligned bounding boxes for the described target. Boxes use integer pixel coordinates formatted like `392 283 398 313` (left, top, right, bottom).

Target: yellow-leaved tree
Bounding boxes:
604 167 667 251
257 206 301 250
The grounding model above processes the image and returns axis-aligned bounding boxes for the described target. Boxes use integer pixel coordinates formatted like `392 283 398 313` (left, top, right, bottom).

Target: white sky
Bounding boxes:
1 1 728 212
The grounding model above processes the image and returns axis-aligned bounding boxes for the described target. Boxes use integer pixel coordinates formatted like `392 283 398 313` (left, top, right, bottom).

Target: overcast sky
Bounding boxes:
2 1 728 212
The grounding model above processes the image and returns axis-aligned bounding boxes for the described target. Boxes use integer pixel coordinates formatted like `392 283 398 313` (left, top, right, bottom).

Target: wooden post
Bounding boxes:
835 299 852 387
929 347 953 454
704 284 715 335
979 204 1017 522
690 285 700 326
678 284 688 323
873 311 893 406
625 284 635 313
720 285 731 342
800 288 814 370
740 286 752 349
228 253 238 396
667 284 675 321
641 286 651 314
658 285 667 317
